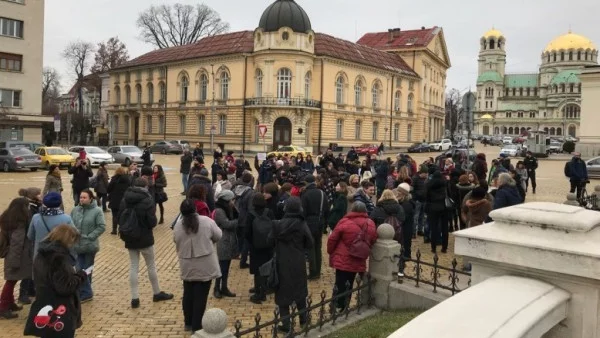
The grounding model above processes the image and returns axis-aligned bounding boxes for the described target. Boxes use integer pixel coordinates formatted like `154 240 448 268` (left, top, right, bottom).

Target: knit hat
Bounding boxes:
180 199 197 216
43 192 62 208
397 183 411 194
284 196 303 213
459 174 470 185
19 187 41 200
215 190 235 202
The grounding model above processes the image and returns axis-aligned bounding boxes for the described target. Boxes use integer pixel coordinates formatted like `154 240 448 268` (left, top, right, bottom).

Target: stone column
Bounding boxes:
366 223 400 310
192 308 234 338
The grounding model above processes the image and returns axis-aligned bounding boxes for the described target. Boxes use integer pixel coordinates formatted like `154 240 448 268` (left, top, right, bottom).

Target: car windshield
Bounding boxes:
504 145 517 149
85 147 105 154
122 146 141 153
47 148 68 155
11 148 34 156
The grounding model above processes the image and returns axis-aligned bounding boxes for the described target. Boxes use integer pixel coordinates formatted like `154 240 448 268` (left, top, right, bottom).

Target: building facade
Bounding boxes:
576 65 600 157
108 0 449 152
474 28 598 137
0 0 51 142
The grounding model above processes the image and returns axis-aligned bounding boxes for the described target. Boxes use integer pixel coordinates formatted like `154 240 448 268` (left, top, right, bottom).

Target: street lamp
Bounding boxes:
210 64 216 152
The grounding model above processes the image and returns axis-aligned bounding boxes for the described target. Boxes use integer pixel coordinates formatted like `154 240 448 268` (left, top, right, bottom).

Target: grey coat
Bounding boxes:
213 207 238 260
43 174 63 195
95 168 110 195
3 223 33 281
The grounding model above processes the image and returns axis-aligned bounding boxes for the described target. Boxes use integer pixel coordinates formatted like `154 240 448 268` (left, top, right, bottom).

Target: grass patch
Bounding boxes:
325 310 422 338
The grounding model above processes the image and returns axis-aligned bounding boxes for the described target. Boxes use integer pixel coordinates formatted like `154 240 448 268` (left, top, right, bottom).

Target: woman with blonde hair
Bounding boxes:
396 166 411 186
370 189 405 233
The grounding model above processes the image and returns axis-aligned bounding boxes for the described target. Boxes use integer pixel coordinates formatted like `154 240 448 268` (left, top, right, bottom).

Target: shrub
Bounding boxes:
563 141 575 154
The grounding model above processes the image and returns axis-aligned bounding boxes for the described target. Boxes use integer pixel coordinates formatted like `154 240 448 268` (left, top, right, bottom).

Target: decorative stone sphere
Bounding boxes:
201 308 228 334
566 193 578 201
594 185 600 193
377 223 395 240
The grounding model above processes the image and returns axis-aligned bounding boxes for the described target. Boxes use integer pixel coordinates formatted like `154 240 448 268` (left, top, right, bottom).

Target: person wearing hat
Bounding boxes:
212 190 238 299
68 158 93 206
461 186 492 228
27 192 74 259
370 189 405 230
173 199 221 332
300 174 328 280
396 183 415 258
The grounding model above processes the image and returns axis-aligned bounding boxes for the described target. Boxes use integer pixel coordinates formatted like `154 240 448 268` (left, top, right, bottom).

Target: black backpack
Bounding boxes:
251 210 273 249
119 207 142 242
384 215 403 243
564 162 571 178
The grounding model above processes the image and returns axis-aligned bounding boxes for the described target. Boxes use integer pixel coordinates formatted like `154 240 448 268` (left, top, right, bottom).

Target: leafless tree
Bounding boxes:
137 3 230 49
90 37 130 73
445 89 462 140
42 67 61 116
62 41 94 114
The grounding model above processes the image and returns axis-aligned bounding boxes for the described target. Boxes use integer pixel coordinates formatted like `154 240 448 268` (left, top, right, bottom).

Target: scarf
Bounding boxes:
50 171 61 179
41 207 65 216
214 180 225 196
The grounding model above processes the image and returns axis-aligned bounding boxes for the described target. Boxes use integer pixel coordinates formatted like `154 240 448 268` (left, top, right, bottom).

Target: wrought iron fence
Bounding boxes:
397 249 471 296
233 274 375 337
580 192 599 211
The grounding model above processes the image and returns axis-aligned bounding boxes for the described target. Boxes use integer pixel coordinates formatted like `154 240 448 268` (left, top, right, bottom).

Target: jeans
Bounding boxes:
0 280 17 311
182 173 189 192
216 260 231 291
73 189 82 206
128 246 161 300
279 298 307 329
76 252 95 299
428 211 449 252
96 193 108 211
183 280 211 332
111 207 120 233
334 270 358 309
570 180 584 199
308 230 322 277
413 201 425 233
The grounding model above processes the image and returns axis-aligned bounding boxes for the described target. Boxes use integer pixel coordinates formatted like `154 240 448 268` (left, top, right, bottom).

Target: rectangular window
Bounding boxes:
198 115 205 135
396 78 402 88
146 115 152 133
158 116 165 134
159 67 166 78
219 115 227 135
136 70 141 81
179 115 186 134
393 124 399 141
336 119 343 139
530 112 536 118
407 124 412 141
0 88 21 107
0 52 22 71
409 81 414 90
0 17 24 38
112 115 119 133
124 115 130 134
355 120 361 140
372 122 378 140
506 112 512 118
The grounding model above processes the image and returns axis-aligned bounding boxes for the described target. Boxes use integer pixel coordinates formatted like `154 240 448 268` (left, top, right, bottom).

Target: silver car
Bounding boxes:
107 146 154 166
586 156 600 179
0 147 41 172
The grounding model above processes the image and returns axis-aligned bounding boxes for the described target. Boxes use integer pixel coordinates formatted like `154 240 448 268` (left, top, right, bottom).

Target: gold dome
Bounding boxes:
480 114 493 119
483 28 503 39
544 31 596 52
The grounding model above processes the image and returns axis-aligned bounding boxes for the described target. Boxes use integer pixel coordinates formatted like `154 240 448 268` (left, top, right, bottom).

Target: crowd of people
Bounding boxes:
0 142 546 336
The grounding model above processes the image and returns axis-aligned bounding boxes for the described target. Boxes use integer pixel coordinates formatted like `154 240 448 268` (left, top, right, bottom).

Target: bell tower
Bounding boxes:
478 28 506 77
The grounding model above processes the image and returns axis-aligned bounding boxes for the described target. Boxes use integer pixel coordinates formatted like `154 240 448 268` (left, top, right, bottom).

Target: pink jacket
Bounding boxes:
327 212 377 273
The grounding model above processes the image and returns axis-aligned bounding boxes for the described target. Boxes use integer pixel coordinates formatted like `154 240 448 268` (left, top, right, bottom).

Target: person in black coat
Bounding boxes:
192 144 204 164
369 190 406 227
374 159 389 199
300 175 328 279
188 168 215 211
107 167 132 234
68 158 93 206
396 183 415 259
425 171 449 254
268 197 314 333
141 146 152 167
245 193 275 304
180 150 193 195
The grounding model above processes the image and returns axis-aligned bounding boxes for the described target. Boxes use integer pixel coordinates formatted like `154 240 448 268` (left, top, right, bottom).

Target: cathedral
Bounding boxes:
474 28 598 137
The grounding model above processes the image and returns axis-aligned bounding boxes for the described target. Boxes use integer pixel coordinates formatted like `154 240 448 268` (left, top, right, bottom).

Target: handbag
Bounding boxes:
156 191 168 203
445 196 455 210
259 251 279 289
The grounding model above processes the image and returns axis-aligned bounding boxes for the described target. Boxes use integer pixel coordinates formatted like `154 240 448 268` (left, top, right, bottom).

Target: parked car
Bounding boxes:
35 147 75 169
407 143 431 153
107 145 154 166
565 136 579 142
68 146 115 166
267 145 311 158
512 136 527 144
0 147 41 172
502 136 514 145
547 141 563 154
150 141 183 154
500 144 520 157
429 139 453 151
355 144 379 156
0 141 44 152
586 156 600 179
170 140 191 150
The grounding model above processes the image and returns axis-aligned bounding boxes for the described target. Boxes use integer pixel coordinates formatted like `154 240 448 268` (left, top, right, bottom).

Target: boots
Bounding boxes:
220 287 236 298
111 225 117 235
158 215 164 225
213 279 222 299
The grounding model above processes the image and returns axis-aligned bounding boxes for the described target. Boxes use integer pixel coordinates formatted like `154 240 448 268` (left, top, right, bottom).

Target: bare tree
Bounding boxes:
90 37 130 73
42 67 61 116
137 3 230 49
445 89 462 141
62 41 94 144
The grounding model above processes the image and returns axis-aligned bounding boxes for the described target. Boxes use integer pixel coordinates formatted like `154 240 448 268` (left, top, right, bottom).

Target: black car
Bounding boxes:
407 143 430 153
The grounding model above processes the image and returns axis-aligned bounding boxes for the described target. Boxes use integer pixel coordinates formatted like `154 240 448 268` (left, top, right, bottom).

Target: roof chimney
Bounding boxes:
421 26 426 30
388 28 401 42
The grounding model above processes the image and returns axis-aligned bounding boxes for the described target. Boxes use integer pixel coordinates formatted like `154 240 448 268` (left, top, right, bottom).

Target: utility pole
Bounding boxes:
210 64 215 153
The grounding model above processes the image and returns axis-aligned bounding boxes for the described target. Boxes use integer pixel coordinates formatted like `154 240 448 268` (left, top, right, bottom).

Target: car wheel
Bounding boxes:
3 162 9 172
124 158 131 166
438 147 442 151
161 149 167 155
30 168 38 172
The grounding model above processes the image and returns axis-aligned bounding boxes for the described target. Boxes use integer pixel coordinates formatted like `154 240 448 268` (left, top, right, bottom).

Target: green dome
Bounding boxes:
550 70 581 85
477 71 503 84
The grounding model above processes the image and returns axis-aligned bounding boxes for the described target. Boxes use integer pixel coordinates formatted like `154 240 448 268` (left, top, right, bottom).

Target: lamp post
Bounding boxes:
210 64 215 152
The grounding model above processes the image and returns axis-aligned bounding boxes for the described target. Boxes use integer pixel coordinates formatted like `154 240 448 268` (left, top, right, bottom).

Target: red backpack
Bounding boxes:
349 222 371 260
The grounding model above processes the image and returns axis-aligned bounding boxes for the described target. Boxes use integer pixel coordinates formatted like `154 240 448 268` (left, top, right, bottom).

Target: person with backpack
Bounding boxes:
0 198 33 319
327 201 377 311
268 197 314 333
300 175 328 280
212 190 238 299
370 189 405 232
234 172 255 269
119 177 173 309
246 192 275 304
27 192 74 260
107 166 132 235
173 199 222 333
565 152 588 200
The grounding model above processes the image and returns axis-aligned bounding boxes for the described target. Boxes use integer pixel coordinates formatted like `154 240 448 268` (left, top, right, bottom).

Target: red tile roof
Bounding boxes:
115 31 255 69
115 30 418 77
357 26 440 50
314 33 418 77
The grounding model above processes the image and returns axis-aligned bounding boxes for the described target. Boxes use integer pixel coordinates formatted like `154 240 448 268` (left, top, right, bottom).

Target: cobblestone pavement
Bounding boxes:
0 144 597 337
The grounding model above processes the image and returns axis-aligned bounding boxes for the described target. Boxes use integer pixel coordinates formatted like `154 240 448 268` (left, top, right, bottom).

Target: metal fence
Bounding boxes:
233 274 375 337
580 193 599 211
397 249 471 296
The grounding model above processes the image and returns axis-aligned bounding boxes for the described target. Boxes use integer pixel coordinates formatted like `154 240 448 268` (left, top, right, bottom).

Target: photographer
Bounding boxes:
68 158 93 206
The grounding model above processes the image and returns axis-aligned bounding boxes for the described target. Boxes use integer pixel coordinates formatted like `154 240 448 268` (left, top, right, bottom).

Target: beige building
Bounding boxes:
0 0 51 142
109 0 450 152
576 65 600 157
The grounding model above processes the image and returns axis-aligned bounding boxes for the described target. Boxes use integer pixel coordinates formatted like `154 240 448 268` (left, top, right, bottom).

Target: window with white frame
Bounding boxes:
146 115 152 133
394 123 400 141
180 76 189 102
304 72 311 99
372 121 379 140
277 68 292 99
0 17 24 38
407 93 414 113
219 114 227 135
179 115 186 134
158 115 165 134
0 88 21 107
220 72 229 100
407 124 412 141
255 69 263 97
200 74 208 101
355 120 362 140
198 115 205 135
355 80 362 107
372 83 380 108
394 91 401 112
147 83 154 104
336 76 344 104
336 119 343 139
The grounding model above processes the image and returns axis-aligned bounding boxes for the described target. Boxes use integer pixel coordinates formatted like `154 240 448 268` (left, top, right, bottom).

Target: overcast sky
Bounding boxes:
45 0 600 94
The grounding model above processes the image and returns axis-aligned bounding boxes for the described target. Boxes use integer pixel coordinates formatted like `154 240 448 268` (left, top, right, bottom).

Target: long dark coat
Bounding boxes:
245 207 274 275
268 212 314 307
3 221 33 281
107 174 131 210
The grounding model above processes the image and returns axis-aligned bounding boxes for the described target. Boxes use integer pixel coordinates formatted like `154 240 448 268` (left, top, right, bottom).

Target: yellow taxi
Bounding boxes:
34 147 76 169
267 145 312 158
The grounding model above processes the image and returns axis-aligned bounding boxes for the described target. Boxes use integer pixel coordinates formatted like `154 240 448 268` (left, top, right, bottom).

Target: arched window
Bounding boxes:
354 80 362 107
550 127 555 135
372 121 379 140
568 125 577 137
136 84 142 104
336 119 343 139
553 53 557 62
569 51 573 61
199 74 208 101
277 68 292 99
159 82 166 103
158 115 165 134
561 52 565 61
407 93 414 113
372 82 380 108
577 51 581 60
508 127 513 135
393 123 400 141
124 115 130 133
86 102 90 114
355 120 362 139
557 127 562 136
147 83 154 104
429 88 433 104
113 115 119 132
255 69 263 97
547 53 551 62
125 85 131 105
490 39 495 49
180 76 189 102
220 72 229 100
561 84 565 93
336 76 344 104
304 72 311 99
394 91 401 112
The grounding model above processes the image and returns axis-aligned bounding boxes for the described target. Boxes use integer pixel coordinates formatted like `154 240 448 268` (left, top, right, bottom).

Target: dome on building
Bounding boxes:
483 28 503 39
480 114 494 120
544 31 596 52
258 0 312 33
